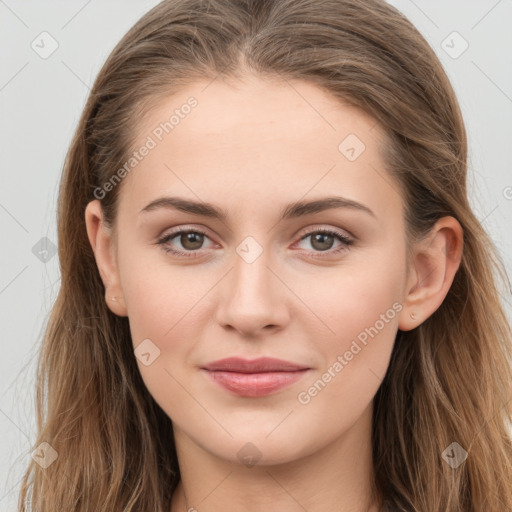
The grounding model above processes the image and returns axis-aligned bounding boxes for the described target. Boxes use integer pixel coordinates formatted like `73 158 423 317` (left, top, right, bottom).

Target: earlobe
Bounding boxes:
84 200 128 317
398 216 463 331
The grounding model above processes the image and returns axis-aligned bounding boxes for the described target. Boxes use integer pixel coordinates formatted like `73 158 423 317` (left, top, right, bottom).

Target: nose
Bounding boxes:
214 248 290 338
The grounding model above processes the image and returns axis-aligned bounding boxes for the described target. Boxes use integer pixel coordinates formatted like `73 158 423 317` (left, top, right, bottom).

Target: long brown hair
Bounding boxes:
18 0 512 510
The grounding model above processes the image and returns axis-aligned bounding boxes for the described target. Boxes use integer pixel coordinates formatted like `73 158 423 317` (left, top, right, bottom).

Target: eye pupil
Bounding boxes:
311 233 334 251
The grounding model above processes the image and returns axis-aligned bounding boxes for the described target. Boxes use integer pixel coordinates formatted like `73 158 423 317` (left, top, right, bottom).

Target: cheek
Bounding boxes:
118 239 201 342
291 251 404 412
291 287 400 452
119 258 202 419
292 250 404 345
116 241 228 389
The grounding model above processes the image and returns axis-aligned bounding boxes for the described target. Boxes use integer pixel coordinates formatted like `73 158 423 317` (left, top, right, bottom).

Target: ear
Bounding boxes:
84 200 128 317
398 216 463 331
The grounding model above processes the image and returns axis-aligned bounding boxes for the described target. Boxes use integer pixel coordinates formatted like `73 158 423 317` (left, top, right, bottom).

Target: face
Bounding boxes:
92 74 416 465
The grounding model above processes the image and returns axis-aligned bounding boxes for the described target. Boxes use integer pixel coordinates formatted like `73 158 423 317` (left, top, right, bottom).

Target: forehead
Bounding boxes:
119 75 402 225
136 74 381 153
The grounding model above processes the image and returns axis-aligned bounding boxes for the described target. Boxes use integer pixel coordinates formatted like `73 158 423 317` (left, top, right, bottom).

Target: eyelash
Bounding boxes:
155 226 354 259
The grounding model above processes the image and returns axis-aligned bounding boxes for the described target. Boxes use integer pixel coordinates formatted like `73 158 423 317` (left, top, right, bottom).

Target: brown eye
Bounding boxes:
296 228 353 255
156 228 214 257
179 231 205 250
309 232 336 251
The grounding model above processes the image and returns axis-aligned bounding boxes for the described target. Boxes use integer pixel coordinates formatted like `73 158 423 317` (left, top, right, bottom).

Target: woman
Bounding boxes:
18 0 512 510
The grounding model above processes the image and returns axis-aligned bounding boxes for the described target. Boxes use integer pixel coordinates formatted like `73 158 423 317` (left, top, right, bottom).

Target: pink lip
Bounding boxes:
200 357 310 397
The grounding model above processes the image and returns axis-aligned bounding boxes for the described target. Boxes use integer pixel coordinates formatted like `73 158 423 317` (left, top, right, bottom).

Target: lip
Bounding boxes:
200 357 310 397
202 357 309 373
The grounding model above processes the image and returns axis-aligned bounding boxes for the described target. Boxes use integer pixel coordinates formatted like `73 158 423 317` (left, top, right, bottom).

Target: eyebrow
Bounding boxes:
139 195 375 221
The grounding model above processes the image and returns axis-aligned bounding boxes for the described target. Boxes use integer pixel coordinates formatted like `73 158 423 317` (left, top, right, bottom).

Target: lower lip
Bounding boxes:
201 369 309 397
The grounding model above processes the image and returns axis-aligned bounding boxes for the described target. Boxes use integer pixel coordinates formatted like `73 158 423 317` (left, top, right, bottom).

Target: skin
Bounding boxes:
85 73 463 512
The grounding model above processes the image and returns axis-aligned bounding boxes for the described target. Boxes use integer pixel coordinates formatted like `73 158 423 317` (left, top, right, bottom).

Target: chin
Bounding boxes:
201 430 315 468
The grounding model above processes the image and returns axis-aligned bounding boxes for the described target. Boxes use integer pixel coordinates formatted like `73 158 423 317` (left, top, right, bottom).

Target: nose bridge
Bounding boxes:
230 238 278 306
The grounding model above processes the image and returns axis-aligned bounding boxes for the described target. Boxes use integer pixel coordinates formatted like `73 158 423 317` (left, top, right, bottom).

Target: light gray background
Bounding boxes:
1 1 511 509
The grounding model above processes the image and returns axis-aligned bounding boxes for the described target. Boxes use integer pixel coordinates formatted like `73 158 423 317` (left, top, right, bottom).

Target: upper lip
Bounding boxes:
201 357 309 373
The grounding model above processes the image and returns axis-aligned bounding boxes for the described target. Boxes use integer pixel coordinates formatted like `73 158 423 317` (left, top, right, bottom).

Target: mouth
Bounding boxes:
200 357 311 397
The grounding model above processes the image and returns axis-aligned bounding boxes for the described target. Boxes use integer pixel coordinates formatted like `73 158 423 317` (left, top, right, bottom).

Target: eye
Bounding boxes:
156 228 215 258
155 226 354 258
294 227 353 256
